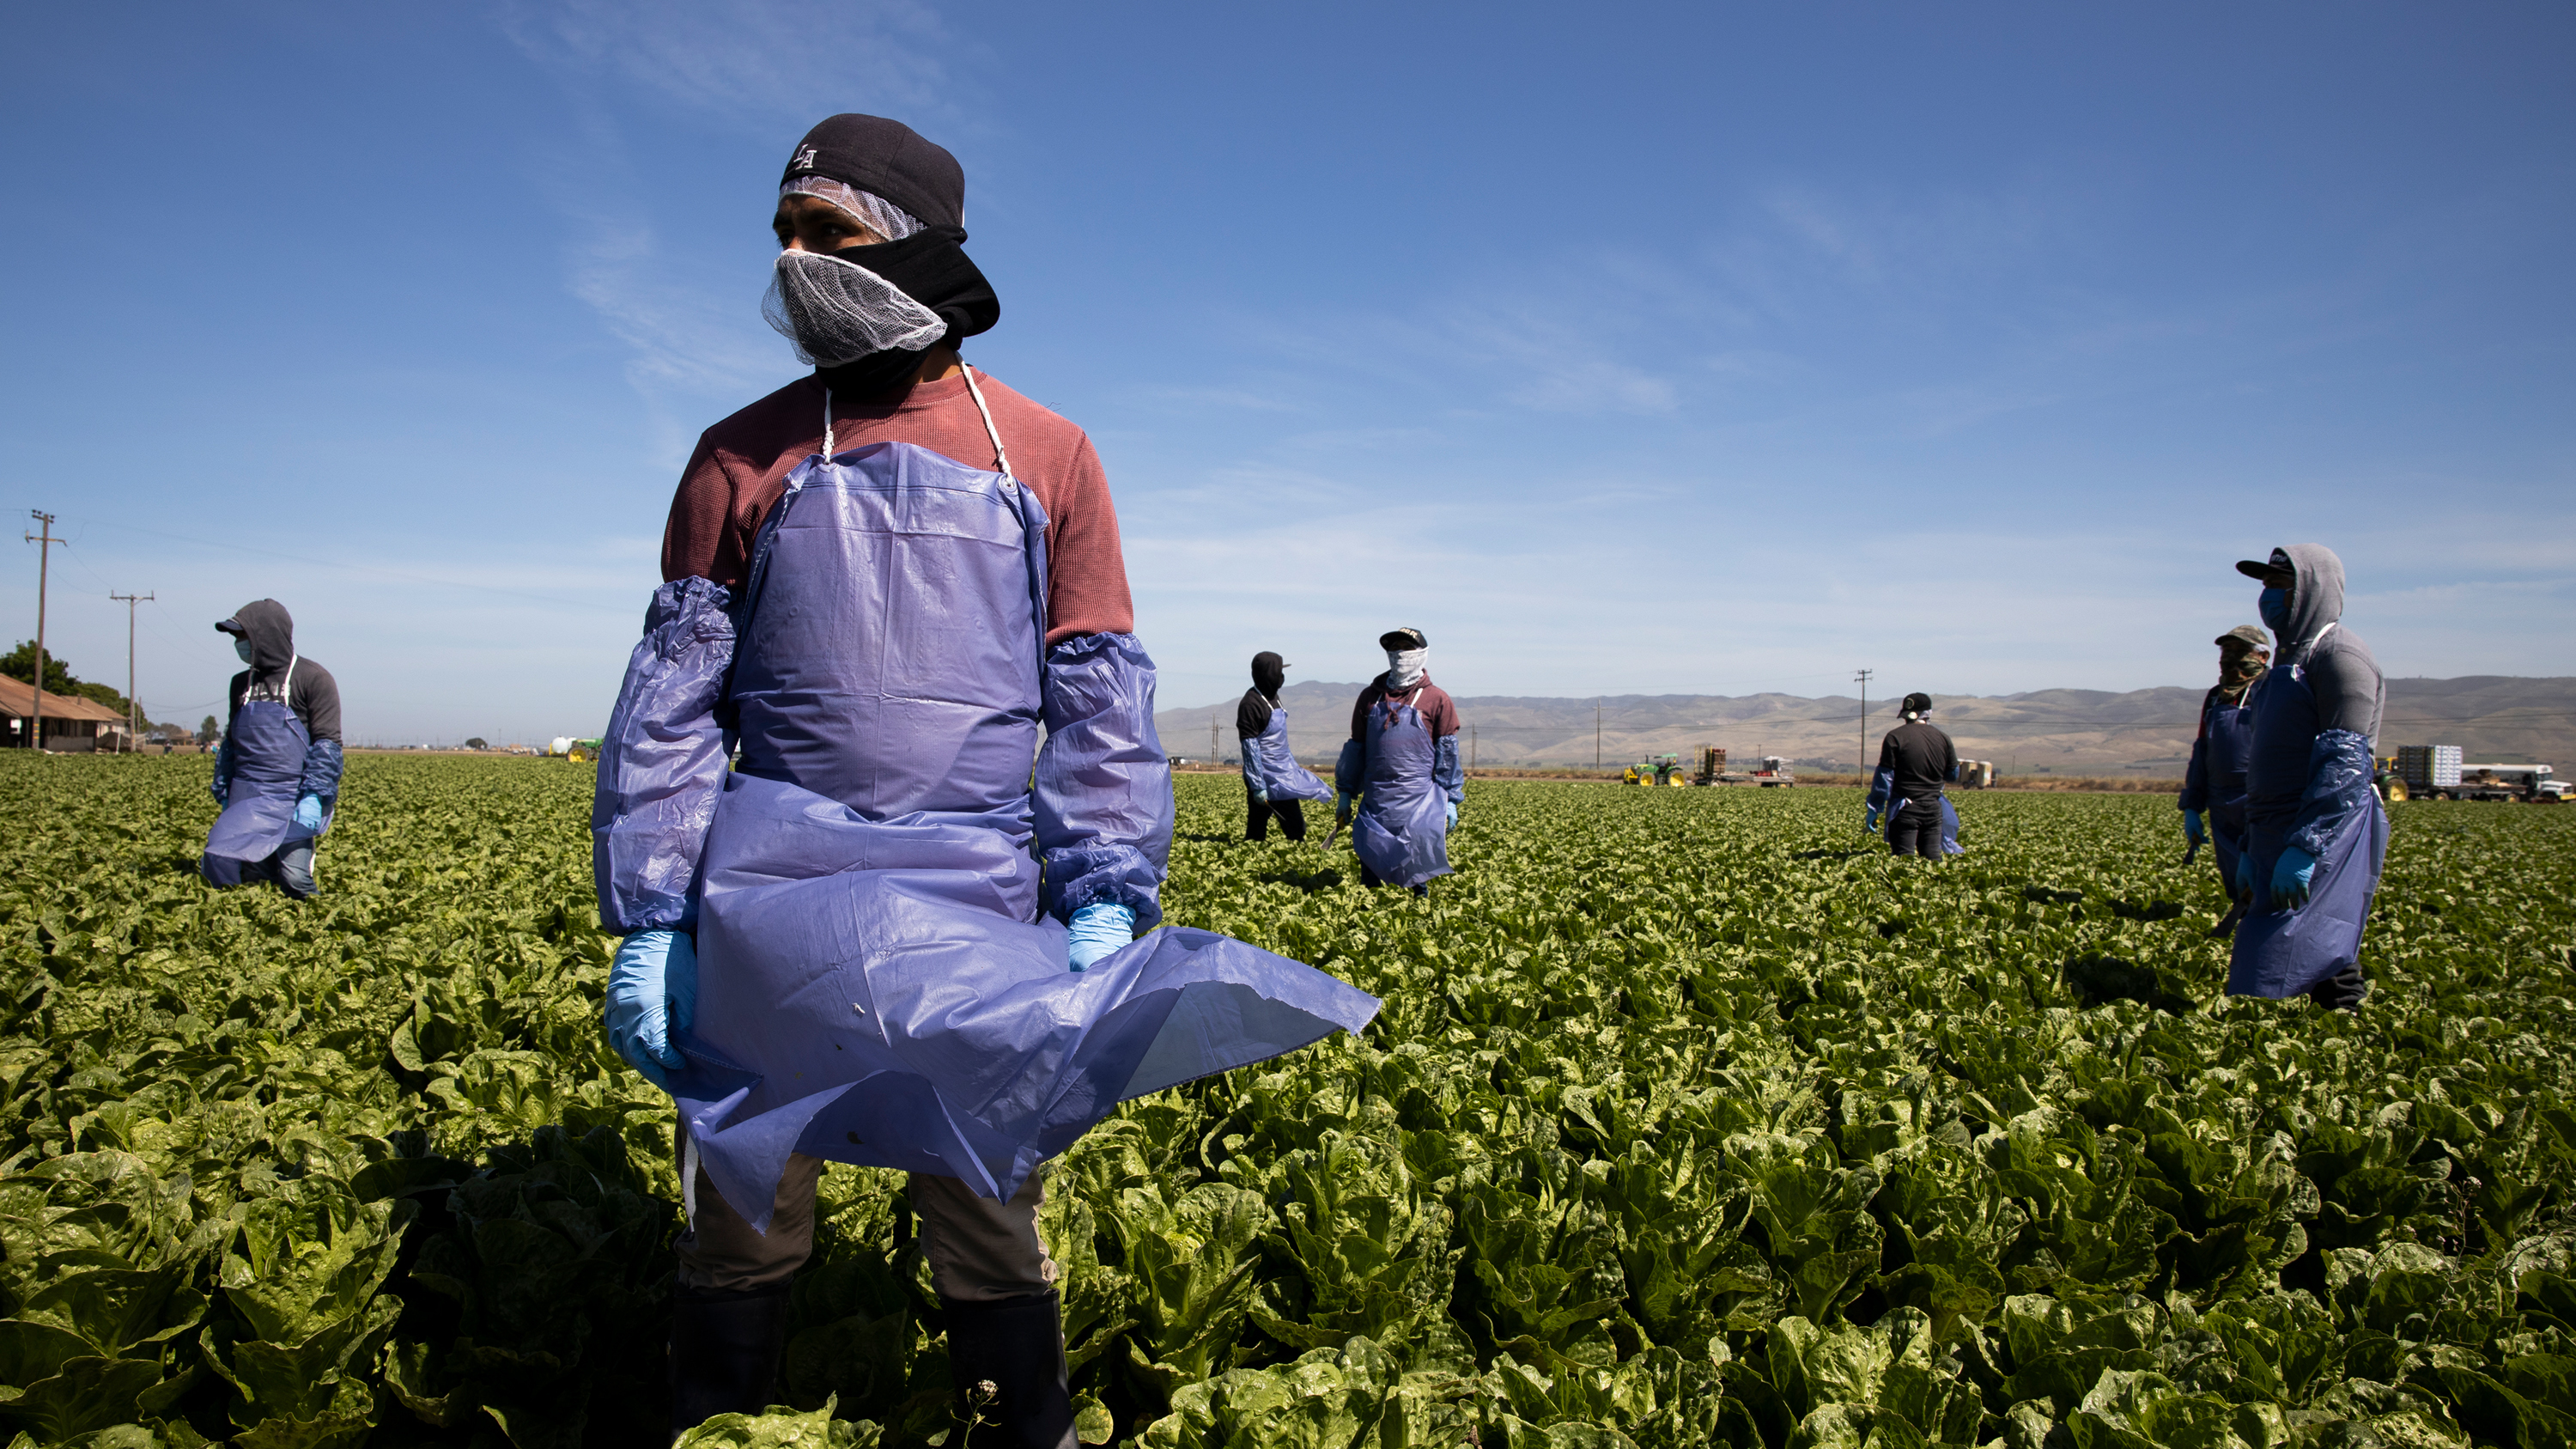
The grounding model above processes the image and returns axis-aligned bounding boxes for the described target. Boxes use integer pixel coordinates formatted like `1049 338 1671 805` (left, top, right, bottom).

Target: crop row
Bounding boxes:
0 758 2570 1447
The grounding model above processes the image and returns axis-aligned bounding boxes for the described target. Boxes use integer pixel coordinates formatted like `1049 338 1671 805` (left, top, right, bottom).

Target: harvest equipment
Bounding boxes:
1622 754 1689 787
2387 745 2563 801
545 736 603 763
2457 763 2565 803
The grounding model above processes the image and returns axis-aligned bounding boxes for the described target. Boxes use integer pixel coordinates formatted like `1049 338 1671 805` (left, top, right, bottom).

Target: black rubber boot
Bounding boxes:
667 1282 793 1440
942 1290 1076 1449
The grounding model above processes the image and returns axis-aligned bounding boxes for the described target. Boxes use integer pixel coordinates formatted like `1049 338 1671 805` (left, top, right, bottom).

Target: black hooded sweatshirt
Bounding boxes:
220 600 343 799
1237 653 1288 739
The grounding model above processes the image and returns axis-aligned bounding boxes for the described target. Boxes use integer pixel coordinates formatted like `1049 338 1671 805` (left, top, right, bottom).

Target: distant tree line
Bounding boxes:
2 640 159 728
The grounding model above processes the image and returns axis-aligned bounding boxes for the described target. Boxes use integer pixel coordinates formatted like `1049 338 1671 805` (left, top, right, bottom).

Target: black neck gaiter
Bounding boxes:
811 226 1001 402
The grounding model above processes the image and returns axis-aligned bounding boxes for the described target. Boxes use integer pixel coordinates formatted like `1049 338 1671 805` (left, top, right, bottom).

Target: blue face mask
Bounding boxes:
234 636 254 664
2258 587 2292 636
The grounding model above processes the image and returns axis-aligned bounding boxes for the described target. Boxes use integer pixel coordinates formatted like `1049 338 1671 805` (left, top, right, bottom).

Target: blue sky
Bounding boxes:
2 3 2568 744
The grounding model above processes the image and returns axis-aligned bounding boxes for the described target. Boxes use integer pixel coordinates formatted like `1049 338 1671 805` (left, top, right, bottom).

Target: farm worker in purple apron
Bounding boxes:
590 114 1379 1445
1865 693 1960 859
2179 624 2269 911
202 600 342 899
2227 545 2385 1011
1334 628 1465 894
1238 651 1331 841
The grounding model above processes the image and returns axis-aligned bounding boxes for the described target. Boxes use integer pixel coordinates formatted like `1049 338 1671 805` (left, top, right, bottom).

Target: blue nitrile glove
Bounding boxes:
1066 903 1135 972
2270 846 2318 908
2183 810 2205 845
1249 782 1268 802
1863 805 1880 833
605 929 696 1088
1445 801 1459 830
295 794 325 831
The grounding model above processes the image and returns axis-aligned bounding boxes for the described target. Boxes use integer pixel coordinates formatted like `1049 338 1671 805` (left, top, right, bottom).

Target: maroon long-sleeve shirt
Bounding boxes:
661 371 1135 643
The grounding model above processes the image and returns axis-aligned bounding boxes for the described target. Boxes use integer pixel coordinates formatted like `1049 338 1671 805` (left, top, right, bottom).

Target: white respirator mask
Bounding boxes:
1385 648 1427 691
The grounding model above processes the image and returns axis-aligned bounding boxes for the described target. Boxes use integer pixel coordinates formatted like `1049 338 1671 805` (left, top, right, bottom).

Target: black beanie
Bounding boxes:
784 114 965 230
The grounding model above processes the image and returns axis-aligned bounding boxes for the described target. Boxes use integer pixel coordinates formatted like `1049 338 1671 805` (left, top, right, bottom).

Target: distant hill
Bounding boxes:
1155 676 2576 776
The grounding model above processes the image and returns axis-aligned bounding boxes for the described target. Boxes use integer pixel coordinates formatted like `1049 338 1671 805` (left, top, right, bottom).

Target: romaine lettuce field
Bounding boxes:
3 756 2573 1449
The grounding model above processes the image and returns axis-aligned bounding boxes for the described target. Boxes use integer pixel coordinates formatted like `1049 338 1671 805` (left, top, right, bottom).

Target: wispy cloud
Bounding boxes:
500 0 969 137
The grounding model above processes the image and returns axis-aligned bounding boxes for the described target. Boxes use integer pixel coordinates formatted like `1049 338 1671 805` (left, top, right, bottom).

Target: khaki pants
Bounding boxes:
675 1143 1059 1303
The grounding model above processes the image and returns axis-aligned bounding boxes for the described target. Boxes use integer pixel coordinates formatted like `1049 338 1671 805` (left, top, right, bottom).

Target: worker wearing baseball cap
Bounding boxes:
1334 627 1465 892
201 600 341 898
588 113 1379 1443
2224 545 2385 1010
1239 651 1331 840
2179 624 2269 926
1863 692 1960 859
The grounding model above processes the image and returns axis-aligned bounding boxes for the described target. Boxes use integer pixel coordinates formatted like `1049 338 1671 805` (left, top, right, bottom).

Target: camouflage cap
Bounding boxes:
2215 624 2270 651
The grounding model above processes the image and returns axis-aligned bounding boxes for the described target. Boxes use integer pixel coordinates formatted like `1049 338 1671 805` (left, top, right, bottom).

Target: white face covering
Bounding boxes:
1385 648 1427 691
762 249 948 366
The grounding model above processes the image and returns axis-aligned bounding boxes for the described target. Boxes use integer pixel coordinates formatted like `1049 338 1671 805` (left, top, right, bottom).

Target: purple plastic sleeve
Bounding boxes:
2287 728 2375 859
299 738 343 801
592 578 738 933
1035 631 1173 928
1866 768 1894 812
1435 734 1464 801
1334 738 1364 799
2179 728 2211 814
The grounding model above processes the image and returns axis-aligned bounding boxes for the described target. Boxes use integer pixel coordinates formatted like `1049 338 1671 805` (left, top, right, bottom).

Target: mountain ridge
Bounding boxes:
1153 676 2576 775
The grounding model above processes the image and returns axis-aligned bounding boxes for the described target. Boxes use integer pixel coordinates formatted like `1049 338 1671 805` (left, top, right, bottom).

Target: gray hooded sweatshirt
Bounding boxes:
217 599 344 805
2244 543 2383 819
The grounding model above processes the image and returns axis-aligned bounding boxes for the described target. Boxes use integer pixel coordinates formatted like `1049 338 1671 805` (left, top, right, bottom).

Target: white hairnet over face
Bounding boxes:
782 177 922 243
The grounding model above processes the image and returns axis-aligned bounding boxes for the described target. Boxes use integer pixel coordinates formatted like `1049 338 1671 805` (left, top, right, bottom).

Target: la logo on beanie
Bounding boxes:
792 144 818 170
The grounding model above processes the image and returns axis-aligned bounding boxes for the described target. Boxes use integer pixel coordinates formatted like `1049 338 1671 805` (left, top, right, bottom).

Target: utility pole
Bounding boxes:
1469 722 1476 770
1595 699 1602 769
110 591 154 752
23 512 64 753
1854 668 1874 776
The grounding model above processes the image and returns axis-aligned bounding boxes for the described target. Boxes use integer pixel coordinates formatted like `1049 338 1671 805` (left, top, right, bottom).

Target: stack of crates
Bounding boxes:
2397 746 2462 790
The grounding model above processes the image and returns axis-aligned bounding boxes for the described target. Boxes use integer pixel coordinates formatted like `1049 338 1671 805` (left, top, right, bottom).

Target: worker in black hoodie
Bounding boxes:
203 600 343 898
1865 692 1959 859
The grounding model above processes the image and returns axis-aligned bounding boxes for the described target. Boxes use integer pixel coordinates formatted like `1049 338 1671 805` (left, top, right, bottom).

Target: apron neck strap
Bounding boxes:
959 364 1012 478
821 369 1012 479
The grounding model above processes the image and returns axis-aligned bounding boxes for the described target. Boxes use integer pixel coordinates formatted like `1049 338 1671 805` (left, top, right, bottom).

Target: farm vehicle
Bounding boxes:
545 736 604 763
2384 745 2565 802
1623 754 1689 787
1620 746 1802 788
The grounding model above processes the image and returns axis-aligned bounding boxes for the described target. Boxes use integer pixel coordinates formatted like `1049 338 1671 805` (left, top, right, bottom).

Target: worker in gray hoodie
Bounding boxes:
2226 545 2385 1010
203 600 343 898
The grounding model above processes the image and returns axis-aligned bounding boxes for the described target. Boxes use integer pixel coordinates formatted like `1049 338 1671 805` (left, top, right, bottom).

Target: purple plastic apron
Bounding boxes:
1351 692 1450 888
1245 708 1330 803
204 659 320 866
668 382 1379 1227
2227 648 2388 998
